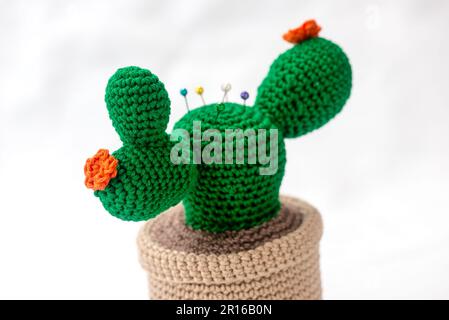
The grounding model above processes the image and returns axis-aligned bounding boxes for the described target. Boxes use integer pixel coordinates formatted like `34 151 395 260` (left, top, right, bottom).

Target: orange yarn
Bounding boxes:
283 20 321 44
84 149 118 191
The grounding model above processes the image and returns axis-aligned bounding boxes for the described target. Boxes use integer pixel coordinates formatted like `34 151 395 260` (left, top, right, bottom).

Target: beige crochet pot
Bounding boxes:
137 195 323 300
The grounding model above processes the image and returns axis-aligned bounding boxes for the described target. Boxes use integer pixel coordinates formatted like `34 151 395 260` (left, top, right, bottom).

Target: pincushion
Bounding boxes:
84 19 352 300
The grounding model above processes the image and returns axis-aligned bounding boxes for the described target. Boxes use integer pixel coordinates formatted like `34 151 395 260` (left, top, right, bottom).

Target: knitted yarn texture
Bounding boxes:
255 37 351 138
138 196 323 300
85 20 352 233
173 103 286 232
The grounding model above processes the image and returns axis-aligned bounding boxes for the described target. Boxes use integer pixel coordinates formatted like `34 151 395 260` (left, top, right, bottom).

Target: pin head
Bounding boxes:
195 86 204 95
240 91 249 101
180 88 188 97
221 83 232 93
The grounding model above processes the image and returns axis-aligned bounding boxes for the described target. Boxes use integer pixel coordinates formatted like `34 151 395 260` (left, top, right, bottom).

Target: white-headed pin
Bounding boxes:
221 83 232 103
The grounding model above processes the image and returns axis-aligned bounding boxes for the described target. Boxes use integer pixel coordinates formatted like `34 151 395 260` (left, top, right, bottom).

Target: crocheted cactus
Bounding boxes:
84 20 352 232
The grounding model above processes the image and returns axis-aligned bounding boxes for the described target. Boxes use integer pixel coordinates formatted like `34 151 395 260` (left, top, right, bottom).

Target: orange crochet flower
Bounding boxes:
283 20 321 44
84 149 118 191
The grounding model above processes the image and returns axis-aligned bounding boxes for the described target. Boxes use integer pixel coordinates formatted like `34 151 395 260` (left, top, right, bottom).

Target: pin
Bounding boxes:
215 103 225 122
240 91 249 106
221 83 232 103
180 88 190 112
195 86 206 105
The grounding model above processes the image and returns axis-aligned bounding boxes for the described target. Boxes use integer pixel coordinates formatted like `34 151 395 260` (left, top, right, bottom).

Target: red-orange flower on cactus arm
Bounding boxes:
84 149 118 191
283 20 321 44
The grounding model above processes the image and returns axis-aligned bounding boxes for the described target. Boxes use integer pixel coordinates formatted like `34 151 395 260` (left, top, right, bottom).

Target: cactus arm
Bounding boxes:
93 137 196 221
255 24 352 138
85 66 197 221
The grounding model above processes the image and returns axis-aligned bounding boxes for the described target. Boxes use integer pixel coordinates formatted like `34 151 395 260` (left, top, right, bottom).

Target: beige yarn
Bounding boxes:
137 195 323 300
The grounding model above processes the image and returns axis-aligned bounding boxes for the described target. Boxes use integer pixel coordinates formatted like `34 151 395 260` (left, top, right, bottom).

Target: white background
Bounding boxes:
0 0 448 299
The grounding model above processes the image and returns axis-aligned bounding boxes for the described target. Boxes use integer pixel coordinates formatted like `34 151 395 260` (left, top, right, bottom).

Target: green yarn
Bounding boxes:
90 35 352 232
255 37 352 138
174 103 286 232
105 66 171 146
96 68 196 221
95 136 197 221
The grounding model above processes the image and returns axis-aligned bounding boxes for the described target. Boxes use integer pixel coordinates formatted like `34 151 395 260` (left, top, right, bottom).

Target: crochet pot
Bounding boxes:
137 196 323 300
84 19 351 300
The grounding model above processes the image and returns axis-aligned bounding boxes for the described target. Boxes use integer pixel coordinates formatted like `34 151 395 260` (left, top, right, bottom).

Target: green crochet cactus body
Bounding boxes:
87 29 352 232
174 103 286 232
